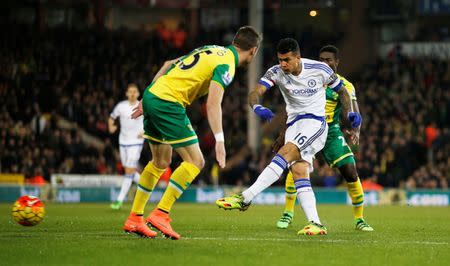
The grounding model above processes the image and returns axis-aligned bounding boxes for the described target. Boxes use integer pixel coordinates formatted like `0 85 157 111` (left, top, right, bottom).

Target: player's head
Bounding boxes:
126 83 140 102
319 45 339 72
232 26 262 67
277 38 301 74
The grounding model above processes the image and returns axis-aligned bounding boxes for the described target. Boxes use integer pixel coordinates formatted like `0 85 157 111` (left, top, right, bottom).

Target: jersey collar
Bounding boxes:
228 45 239 67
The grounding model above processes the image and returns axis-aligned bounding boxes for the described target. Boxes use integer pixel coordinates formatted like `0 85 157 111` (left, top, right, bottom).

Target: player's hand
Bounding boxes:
347 112 362 128
108 124 117 134
253 104 274 122
271 132 285 153
344 128 360 145
131 101 143 119
215 141 226 168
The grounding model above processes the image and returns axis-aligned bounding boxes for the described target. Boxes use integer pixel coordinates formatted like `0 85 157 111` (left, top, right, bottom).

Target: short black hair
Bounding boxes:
127 83 138 90
319 45 339 59
277 38 300 54
232 26 262 51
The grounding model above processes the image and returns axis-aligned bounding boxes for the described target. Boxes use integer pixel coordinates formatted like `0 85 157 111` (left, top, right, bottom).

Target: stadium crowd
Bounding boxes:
1 24 448 188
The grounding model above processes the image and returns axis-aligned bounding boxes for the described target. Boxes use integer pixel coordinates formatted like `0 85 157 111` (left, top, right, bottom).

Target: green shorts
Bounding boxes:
322 124 355 168
142 89 198 148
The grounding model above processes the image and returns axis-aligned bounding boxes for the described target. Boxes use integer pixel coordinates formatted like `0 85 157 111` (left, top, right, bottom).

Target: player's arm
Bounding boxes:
151 57 182 83
345 98 361 145
248 84 267 108
108 117 117 134
248 69 277 122
206 82 226 168
337 85 353 119
109 106 119 133
328 74 361 129
337 86 362 128
131 57 184 119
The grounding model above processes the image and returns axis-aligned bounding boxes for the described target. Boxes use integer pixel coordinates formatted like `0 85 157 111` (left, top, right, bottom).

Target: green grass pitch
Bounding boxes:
0 203 449 265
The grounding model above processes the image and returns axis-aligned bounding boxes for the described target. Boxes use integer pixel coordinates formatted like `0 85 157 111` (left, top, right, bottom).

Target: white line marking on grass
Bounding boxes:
185 237 448 245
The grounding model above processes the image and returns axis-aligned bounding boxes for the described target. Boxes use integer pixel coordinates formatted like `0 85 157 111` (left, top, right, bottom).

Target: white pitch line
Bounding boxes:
184 236 449 246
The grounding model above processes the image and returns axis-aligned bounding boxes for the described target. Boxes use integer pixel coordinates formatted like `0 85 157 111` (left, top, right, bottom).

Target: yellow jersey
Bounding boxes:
325 74 357 125
149 45 239 107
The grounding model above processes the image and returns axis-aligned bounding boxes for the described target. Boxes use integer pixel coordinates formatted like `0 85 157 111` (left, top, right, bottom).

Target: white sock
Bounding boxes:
242 154 288 204
295 178 321 224
116 174 133 203
133 172 140 183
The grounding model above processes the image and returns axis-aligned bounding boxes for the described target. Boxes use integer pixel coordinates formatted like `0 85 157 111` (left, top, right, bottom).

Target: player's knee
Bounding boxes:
124 167 136 174
277 143 300 163
339 164 358 182
290 162 309 178
152 158 171 169
191 156 205 170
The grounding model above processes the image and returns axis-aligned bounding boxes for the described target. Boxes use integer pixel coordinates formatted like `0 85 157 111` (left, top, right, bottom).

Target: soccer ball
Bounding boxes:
11 195 46 226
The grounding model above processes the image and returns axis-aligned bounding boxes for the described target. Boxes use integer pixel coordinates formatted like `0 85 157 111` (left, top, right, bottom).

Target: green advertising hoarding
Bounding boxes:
0 185 449 206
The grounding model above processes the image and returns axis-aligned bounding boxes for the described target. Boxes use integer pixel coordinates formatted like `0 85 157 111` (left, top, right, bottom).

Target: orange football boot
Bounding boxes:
123 213 157 238
146 209 180 240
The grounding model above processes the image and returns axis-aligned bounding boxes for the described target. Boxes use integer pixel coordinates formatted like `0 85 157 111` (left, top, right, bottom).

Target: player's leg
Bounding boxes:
146 142 204 239
216 142 300 210
156 143 204 213
291 161 327 235
276 171 296 229
133 172 140 183
112 167 134 210
140 92 201 239
339 163 373 231
132 143 172 215
216 117 327 211
112 145 144 210
131 145 144 183
124 142 171 238
323 125 373 231
282 118 328 235
112 146 133 210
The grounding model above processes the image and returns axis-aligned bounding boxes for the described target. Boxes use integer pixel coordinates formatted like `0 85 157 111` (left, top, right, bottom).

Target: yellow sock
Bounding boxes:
284 171 296 213
157 162 200 213
131 162 165 215
347 177 364 219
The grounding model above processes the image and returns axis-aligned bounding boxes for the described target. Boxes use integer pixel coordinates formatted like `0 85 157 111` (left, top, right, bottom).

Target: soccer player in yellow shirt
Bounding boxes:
123 26 262 240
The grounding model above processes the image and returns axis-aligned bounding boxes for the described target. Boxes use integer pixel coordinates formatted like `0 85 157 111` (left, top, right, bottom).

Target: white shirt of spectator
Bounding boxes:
110 100 144 145
259 58 342 123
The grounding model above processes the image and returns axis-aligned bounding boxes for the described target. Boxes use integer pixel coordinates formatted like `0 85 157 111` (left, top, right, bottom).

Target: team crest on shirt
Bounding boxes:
307 79 317 87
222 71 232 86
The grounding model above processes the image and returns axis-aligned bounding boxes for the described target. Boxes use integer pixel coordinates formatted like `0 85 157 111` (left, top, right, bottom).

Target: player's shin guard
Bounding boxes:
285 171 296 213
242 154 288 204
131 162 166 215
157 162 200 213
347 177 364 219
295 178 321 224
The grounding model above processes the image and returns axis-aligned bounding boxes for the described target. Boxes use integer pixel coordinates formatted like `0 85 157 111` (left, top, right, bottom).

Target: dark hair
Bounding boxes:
277 38 300 54
232 26 262 51
319 45 339 59
127 83 139 91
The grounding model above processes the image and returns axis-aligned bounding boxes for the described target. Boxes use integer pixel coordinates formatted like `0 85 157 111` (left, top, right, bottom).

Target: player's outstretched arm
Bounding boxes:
206 82 226 168
151 57 182 83
248 84 274 122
